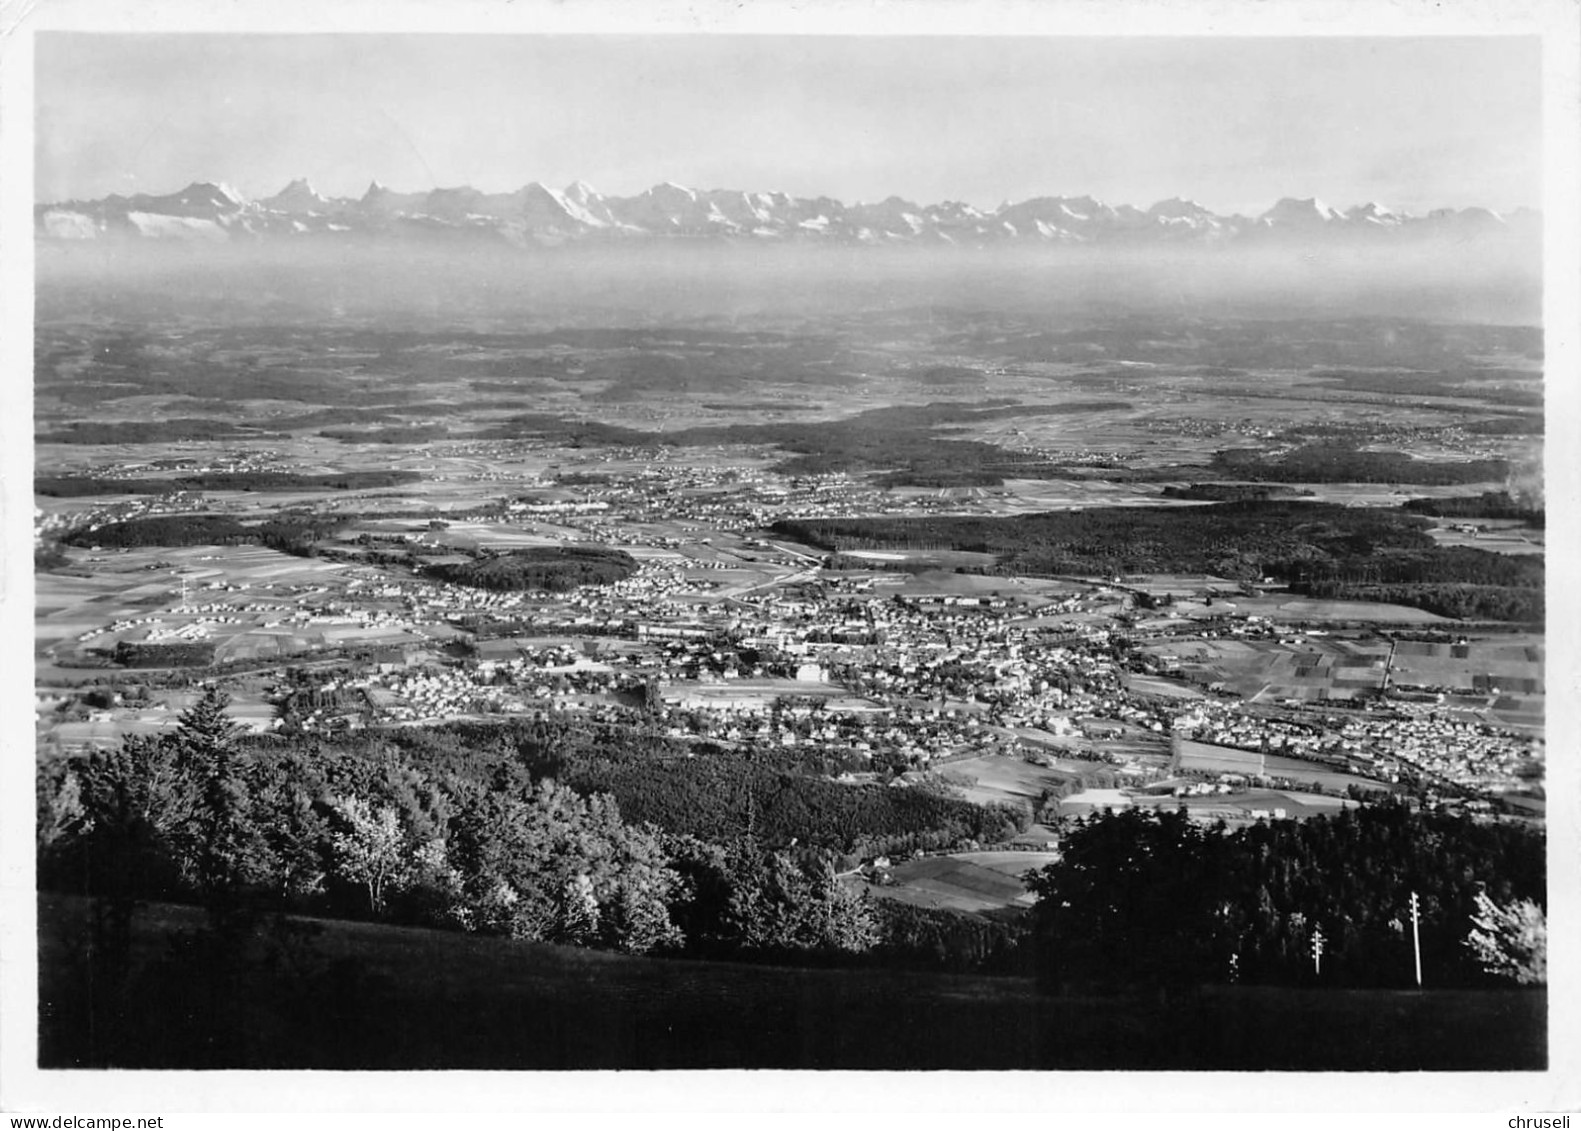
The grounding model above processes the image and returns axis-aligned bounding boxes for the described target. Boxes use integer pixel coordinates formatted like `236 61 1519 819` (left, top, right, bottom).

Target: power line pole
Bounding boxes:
1312 926 1324 977
1410 890 1423 987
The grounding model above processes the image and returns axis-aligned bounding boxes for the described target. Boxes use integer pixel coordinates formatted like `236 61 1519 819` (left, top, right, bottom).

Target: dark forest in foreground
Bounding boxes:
36 693 1546 1069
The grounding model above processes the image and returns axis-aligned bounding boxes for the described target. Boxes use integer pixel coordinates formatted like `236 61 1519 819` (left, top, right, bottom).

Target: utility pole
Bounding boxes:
745 754 757 842
1410 890 1423 987
1312 926 1324 977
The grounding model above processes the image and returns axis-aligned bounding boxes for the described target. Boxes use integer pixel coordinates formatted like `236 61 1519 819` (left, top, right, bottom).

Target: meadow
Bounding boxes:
861 850 1059 915
36 895 1545 1071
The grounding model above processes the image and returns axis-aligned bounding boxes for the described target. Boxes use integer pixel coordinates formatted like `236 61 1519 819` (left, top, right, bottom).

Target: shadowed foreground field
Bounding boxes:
38 896 1544 1071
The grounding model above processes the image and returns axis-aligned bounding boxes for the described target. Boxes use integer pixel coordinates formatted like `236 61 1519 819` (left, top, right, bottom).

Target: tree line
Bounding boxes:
1027 805 1544 992
1212 444 1508 486
774 501 1542 621
1295 581 1543 622
1403 491 1544 525
56 511 351 559
37 419 282 445
37 471 421 497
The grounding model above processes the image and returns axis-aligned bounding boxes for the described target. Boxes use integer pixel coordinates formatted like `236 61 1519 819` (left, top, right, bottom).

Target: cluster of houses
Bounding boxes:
1336 707 1540 795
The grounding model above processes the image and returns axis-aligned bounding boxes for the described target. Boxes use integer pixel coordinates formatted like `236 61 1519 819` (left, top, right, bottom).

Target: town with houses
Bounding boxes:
36 445 1545 837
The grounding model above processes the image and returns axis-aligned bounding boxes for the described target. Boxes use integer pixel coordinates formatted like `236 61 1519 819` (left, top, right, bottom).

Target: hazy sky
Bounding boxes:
35 34 1541 214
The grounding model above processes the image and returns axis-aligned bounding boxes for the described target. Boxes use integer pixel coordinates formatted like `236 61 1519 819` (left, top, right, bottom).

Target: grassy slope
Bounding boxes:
37 895 1545 1071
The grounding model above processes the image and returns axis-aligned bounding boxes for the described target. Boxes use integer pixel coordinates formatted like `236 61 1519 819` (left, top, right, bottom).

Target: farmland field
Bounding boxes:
840 548 999 570
1172 737 1384 792
860 850 1061 915
1050 787 1135 816
1147 636 1395 702
1225 595 1452 623
1389 638 1544 692
1124 673 1209 699
936 751 1077 809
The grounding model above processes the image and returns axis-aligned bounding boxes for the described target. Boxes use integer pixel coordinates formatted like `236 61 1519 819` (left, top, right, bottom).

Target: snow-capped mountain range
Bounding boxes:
36 178 1540 248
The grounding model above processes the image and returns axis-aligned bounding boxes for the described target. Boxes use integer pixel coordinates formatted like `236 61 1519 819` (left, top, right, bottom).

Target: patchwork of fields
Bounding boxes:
1389 638 1544 730
859 850 1061 915
1148 636 1393 702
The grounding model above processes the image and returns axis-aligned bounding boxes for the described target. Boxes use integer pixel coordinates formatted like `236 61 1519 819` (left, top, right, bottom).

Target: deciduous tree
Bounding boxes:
328 795 410 914
1465 891 1546 985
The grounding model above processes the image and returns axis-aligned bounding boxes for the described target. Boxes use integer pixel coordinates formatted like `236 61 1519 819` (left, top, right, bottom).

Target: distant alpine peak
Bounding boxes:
184 181 245 205
1261 196 1343 225
264 178 329 210
1149 197 1213 216
37 177 1535 248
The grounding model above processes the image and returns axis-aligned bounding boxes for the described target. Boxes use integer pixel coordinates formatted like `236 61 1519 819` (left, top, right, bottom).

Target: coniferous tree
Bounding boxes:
169 687 277 921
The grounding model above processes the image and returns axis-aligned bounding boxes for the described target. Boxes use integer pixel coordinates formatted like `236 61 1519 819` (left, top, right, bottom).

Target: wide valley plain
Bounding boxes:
31 256 1548 1069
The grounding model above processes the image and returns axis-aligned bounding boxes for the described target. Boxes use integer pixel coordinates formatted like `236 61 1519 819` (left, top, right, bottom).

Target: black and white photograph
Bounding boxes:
2 0 1577 1116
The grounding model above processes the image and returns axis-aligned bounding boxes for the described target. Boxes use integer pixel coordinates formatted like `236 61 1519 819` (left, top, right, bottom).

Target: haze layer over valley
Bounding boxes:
37 225 1542 329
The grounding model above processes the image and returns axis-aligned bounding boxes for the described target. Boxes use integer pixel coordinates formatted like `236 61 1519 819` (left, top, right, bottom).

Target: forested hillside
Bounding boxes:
421 547 640 592
35 697 1020 972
